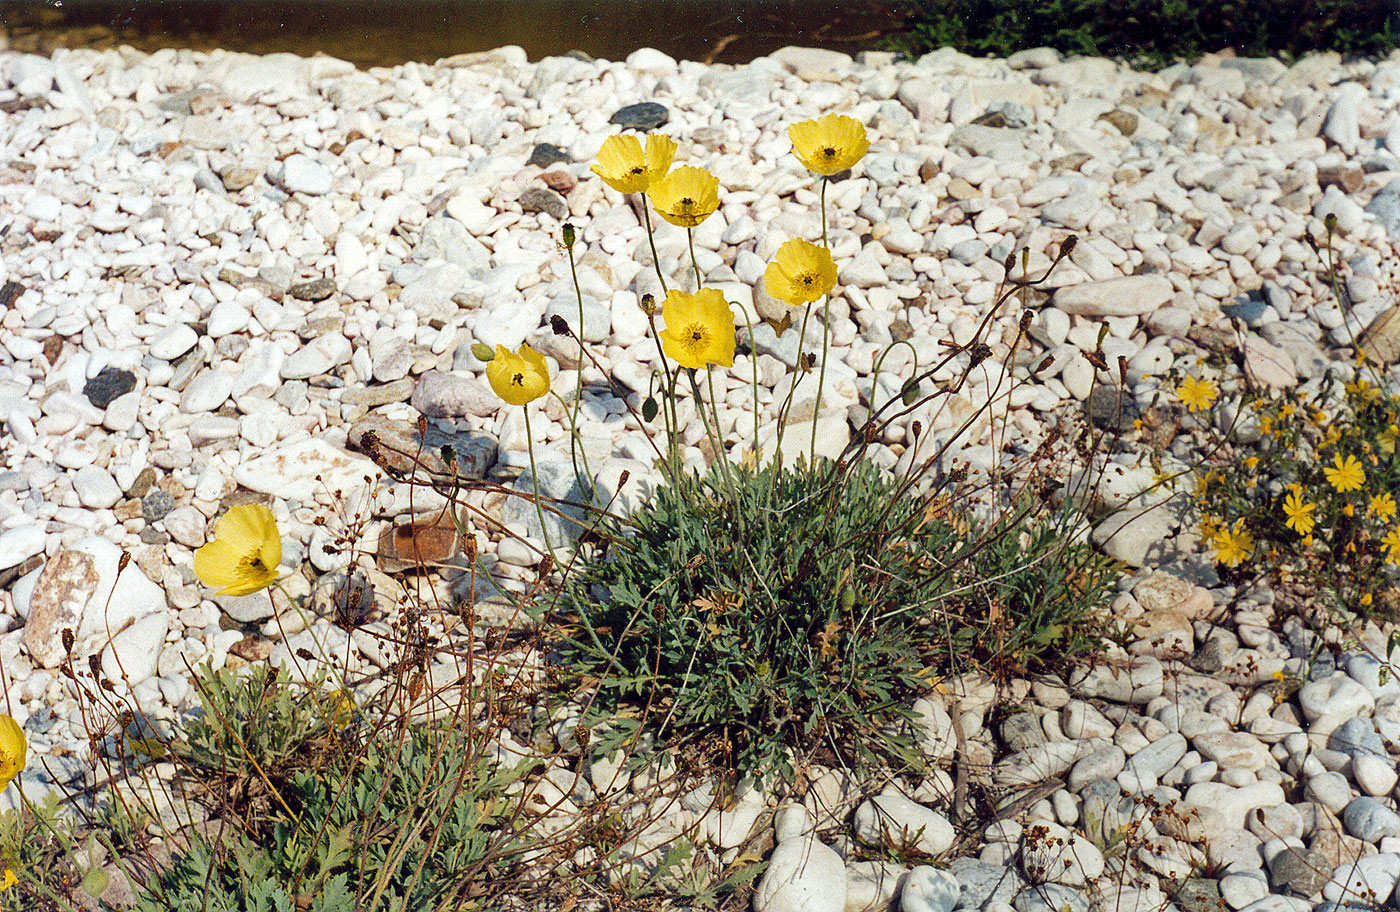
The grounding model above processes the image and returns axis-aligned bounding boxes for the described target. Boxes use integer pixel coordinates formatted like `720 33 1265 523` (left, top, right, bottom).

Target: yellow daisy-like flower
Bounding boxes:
763 239 837 307
647 165 720 228
1380 424 1399 456
1370 492 1398 522
193 505 282 597
788 114 870 176
658 288 735 370
1383 526 1400 564
1322 453 1366 493
0 716 26 794
1211 520 1254 568
1278 402 1296 420
1346 378 1382 404
590 133 677 194
0 868 13 893
1282 489 1317 536
1175 375 1218 412
486 343 551 406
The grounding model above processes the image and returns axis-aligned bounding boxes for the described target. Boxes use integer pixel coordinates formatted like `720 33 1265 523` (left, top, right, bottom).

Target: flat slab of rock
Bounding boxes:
1054 275 1174 317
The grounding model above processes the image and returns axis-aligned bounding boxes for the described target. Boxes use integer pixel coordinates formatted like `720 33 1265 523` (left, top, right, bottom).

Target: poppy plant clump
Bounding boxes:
193 504 282 597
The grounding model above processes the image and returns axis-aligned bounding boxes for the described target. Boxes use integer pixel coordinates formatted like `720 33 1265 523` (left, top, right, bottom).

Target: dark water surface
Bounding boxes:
0 0 897 66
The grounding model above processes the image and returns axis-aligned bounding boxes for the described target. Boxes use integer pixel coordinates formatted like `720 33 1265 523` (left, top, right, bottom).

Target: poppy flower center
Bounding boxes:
684 323 710 353
820 146 838 160
630 166 645 175
512 372 525 386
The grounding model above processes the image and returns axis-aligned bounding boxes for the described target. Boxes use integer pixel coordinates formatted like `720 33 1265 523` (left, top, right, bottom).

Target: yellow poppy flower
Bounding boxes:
486 343 551 406
193 505 282 597
1371 492 1398 522
0 716 26 793
1322 453 1365 493
1282 489 1317 535
590 133 676 194
788 114 870 176
647 165 720 228
764 239 837 307
659 288 735 370
1175 375 1218 412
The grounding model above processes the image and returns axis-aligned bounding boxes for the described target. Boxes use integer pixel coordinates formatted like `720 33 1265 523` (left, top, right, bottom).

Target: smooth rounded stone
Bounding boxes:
1062 701 1115 740
1299 674 1376 722
1173 878 1223 912
1306 772 1353 815
269 153 333 195
207 300 251 338
101 611 169 688
1020 823 1104 887
854 794 954 856
1220 871 1270 909
72 465 122 509
280 332 351 380
1125 732 1188 781
1002 713 1048 752
1011 883 1089 912
411 370 498 419
1066 656 1163 704
0 523 46 571
177 368 234 414
161 505 207 549
216 590 275 624
1344 653 1400 700
368 329 414 383
1091 502 1176 567
148 323 198 360
1314 185 1366 234
1268 847 1332 897
1184 781 1286 834
1357 305 1400 365
545 294 612 344
1241 334 1297 389
1194 732 1272 771
340 377 415 407
519 186 568 220
1067 744 1126 791
898 865 958 912
140 490 174 523
996 740 1107 787
609 101 669 131
83 367 137 409
753 836 846 912
842 860 907 912
1247 803 1303 841
947 857 1023 910
102 391 140 433
1329 716 1386 761
1343 798 1400 843
1054 275 1173 318
1322 853 1400 904
1352 754 1398 797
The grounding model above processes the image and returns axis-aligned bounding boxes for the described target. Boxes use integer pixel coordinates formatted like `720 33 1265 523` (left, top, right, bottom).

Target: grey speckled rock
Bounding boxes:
609 101 669 131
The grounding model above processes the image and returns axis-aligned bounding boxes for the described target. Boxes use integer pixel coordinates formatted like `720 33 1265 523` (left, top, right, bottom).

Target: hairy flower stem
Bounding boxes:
563 230 591 499
810 177 832 458
641 201 682 476
521 407 555 557
688 368 737 499
687 226 702 292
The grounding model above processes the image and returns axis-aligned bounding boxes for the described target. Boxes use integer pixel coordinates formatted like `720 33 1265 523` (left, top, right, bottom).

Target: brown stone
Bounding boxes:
228 635 272 662
946 177 977 200
540 170 576 194
1099 109 1139 136
22 550 100 668
1359 305 1400 365
919 160 939 182
376 519 458 572
218 166 259 192
1316 164 1364 194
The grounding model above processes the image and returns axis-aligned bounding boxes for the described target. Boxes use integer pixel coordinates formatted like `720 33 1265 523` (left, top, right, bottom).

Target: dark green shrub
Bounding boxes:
886 0 1399 68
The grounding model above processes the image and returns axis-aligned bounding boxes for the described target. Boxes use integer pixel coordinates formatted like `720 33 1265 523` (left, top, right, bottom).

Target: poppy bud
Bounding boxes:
562 223 576 248
471 342 495 362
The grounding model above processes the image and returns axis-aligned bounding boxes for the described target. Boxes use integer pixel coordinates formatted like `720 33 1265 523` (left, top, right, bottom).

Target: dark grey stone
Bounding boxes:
1085 386 1140 432
527 142 572 168
1173 878 1223 912
289 277 336 302
520 186 568 220
83 367 137 409
1222 294 1270 326
609 101 669 131
1329 716 1386 760
142 490 176 523
1268 847 1330 897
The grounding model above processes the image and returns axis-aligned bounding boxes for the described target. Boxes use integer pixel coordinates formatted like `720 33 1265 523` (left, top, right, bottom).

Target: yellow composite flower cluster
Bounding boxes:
1175 375 1219 412
193 504 281 596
